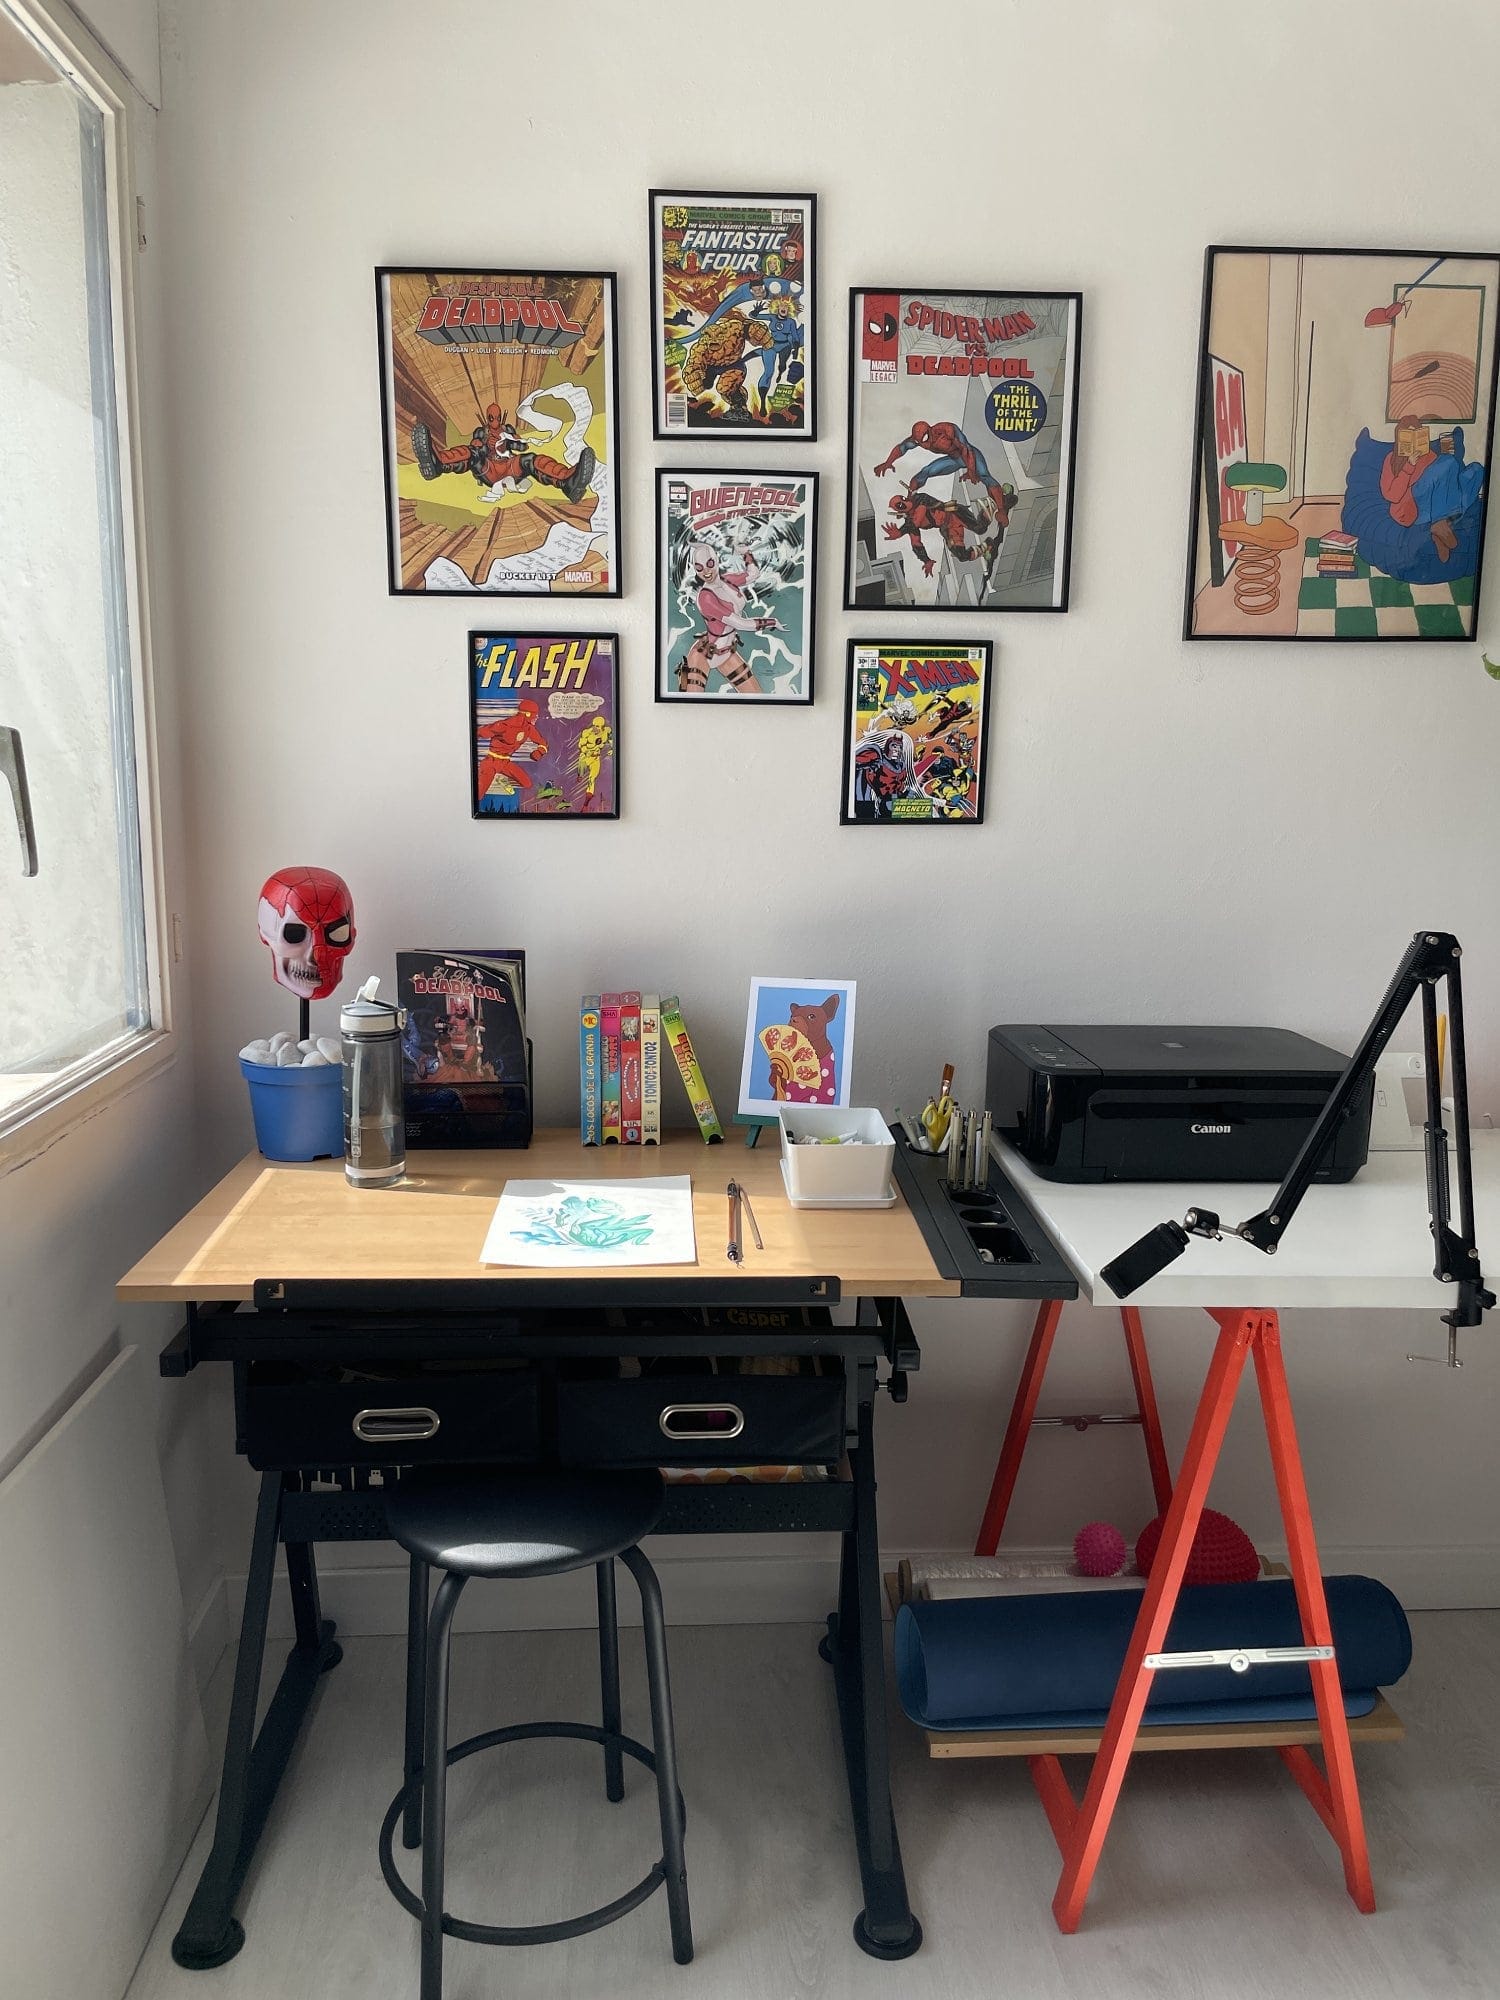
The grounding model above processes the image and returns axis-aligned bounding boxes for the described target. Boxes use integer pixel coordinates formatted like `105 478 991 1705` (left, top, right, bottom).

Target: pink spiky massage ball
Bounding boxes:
1073 1521 1127 1577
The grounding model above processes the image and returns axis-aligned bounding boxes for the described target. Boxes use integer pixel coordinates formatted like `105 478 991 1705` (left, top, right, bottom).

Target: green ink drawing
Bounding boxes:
517 1194 655 1251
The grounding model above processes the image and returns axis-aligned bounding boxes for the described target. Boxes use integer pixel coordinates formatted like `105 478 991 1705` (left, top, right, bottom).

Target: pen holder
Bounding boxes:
777 1105 895 1203
241 1056 343 1162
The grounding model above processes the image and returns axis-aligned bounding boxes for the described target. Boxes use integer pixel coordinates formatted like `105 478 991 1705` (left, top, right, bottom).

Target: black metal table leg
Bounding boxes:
170 1473 342 1970
824 1366 922 1960
403 1557 429 1849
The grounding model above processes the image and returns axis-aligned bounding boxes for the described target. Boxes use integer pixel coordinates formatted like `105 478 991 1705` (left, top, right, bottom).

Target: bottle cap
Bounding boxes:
340 975 405 1039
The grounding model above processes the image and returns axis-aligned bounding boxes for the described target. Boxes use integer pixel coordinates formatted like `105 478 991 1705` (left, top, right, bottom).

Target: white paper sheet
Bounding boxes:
479 1176 697 1268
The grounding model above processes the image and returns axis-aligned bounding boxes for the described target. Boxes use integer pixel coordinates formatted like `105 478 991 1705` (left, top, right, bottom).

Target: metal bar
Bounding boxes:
254 1276 841 1312
974 1299 1063 1555
1030 1412 1141 1430
402 1558 428 1849
596 1560 624 1805
283 1538 325 1654
1145 1645 1334 1671
1049 1310 1255 1934
420 1571 467 2000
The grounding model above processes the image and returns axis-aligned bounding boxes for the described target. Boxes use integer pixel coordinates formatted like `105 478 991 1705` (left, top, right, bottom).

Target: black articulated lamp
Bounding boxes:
1101 932 1494 1360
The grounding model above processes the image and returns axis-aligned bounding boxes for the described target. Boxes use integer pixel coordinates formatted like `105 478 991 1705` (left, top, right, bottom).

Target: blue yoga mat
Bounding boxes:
895 1576 1410 1732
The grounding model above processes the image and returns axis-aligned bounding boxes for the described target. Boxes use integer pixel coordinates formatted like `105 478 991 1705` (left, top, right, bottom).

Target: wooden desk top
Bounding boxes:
117 1130 960 1303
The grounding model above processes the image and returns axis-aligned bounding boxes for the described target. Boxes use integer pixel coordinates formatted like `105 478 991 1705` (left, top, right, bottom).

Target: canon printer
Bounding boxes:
987 1025 1373 1183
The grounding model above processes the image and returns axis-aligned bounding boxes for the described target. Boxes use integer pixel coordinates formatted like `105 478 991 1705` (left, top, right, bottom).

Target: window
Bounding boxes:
0 0 165 1143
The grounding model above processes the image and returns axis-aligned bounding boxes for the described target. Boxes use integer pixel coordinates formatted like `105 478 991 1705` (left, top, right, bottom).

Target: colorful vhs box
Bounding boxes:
620 991 643 1143
661 995 724 1143
579 996 602 1143
641 994 662 1144
600 993 623 1143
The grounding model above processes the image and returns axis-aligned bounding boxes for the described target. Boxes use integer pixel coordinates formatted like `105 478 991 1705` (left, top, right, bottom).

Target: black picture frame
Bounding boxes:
1184 244 1500 642
839 638 994 826
468 631 621 821
648 189 817 441
375 266 622 598
654 468 819 706
843 285 1082 614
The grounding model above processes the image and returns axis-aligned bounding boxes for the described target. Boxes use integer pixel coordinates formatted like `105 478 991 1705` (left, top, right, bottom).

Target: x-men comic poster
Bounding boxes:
840 641 993 825
377 268 619 596
1186 247 1500 641
649 191 815 438
469 632 619 818
845 288 1081 612
656 470 817 703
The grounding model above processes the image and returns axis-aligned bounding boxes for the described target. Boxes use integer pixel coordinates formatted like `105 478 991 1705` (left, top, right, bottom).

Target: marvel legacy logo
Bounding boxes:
1191 1122 1232 1134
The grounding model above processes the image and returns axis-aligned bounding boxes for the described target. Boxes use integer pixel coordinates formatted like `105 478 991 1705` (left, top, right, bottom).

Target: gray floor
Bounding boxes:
127 1611 1499 2000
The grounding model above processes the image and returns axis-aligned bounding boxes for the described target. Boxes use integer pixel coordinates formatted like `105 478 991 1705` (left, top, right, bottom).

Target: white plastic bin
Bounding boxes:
777 1105 895 1203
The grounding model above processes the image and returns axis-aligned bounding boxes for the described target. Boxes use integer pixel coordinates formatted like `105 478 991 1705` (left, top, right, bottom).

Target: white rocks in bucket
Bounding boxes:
240 1029 343 1067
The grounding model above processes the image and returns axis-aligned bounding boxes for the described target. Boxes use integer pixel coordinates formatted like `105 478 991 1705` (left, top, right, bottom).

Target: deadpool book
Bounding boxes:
397 949 531 1148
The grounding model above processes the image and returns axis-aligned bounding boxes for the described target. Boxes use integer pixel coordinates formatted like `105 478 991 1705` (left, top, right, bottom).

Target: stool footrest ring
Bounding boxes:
378 1720 687 1948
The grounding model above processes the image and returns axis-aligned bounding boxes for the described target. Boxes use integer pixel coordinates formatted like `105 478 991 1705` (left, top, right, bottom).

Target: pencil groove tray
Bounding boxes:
890 1136 1078 1300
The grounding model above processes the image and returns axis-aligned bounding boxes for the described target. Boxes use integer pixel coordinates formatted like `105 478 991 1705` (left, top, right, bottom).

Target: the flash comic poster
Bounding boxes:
840 641 993 825
656 470 817 703
845 288 1081 612
469 633 619 818
377 268 619 596
650 191 815 438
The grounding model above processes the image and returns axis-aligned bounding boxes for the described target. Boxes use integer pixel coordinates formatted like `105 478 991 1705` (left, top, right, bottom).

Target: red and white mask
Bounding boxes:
256 867 356 1000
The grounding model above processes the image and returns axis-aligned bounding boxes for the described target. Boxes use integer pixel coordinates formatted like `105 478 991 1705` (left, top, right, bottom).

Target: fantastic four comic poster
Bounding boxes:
840 641 993 825
649 190 816 438
469 633 619 818
845 288 1081 612
655 471 818 703
377 268 619 596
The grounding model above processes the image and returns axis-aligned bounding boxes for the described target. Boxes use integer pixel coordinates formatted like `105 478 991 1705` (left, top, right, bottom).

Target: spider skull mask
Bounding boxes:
256 867 356 1001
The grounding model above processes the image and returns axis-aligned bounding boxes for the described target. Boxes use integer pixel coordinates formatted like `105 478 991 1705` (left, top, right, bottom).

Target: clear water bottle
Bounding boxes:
341 976 406 1188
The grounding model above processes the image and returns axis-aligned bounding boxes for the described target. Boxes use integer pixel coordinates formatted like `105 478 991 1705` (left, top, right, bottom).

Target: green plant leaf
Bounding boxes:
1485 653 1500 680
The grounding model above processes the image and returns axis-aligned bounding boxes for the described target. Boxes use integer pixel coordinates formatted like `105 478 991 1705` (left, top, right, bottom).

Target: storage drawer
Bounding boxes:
557 1361 845 1468
239 1362 540 1470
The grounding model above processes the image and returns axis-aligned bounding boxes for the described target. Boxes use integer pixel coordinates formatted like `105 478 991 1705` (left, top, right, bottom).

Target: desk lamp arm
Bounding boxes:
1101 932 1494 1342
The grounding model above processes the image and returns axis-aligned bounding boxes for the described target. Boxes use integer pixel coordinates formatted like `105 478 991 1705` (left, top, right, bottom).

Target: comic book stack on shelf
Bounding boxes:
399 949 532 1148
579 994 723 1144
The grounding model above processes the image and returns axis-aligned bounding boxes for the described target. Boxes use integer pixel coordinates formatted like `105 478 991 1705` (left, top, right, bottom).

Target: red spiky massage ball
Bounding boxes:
1073 1521 1128 1577
1135 1507 1259 1585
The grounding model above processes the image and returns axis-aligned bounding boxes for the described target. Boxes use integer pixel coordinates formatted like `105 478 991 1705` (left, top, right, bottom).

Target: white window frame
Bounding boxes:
0 0 174 1169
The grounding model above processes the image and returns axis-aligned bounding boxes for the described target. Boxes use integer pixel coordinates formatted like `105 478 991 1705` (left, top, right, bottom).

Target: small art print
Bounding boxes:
469 632 618 818
738 976 857 1118
649 189 815 438
841 640 992 824
1186 247 1500 640
376 267 619 596
656 469 817 702
846 287 1081 611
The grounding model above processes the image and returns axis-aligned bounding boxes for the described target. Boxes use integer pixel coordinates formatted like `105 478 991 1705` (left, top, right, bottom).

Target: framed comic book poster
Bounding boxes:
840 640 993 825
655 469 818 703
376 267 619 597
844 287 1081 612
649 190 815 438
469 632 619 819
1186 246 1500 640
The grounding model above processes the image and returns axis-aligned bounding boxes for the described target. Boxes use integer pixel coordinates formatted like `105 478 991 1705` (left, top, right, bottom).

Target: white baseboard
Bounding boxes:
220 1539 1498 1646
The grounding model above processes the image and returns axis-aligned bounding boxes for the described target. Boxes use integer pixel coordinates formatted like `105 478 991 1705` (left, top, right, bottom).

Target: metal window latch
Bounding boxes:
1 727 37 876
1145 1644 1335 1674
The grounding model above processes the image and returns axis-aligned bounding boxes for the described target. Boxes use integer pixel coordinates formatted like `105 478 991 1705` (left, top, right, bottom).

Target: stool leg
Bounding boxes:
420 1570 467 2000
622 1545 693 1966
596 1559 625 1803
403 1557 429 1849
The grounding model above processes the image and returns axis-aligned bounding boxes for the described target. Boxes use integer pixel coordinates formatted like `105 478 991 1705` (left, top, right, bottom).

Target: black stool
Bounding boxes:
378 1466 692 1998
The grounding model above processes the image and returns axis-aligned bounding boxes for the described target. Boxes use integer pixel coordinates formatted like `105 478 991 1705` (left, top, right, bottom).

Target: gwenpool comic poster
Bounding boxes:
840 640 993 826
845 288 1081 612
377 268 619 596
649 190 815 439
469 633 619 819
1186 247 1500 641
655 470 817 704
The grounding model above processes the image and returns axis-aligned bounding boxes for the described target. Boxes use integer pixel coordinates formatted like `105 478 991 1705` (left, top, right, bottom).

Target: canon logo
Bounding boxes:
1191 1122 1232 1135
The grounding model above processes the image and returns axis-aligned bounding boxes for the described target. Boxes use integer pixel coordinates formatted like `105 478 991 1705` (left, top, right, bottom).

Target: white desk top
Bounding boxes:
996 1130 1500 1311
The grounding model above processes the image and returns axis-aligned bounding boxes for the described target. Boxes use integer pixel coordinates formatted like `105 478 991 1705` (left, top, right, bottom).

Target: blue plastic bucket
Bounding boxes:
240 1057 343 1162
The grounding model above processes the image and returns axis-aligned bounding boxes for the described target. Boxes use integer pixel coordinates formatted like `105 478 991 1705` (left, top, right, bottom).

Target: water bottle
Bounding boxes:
341 976 406 1187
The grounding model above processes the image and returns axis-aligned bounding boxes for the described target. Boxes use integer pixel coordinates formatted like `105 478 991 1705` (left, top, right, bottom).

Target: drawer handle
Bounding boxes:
352 1405 441 1443
658 1403 745 1441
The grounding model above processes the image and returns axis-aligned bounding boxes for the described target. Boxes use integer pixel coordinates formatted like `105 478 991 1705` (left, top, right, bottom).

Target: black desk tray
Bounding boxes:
891 1135 1078 1300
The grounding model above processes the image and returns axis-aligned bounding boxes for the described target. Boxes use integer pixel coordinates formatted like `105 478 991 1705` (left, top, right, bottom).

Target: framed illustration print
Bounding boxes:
840 639 993 824
1185 247 1500 640
844 287 1081 612
738 976 857 1117
655 469 818 703
469 632 619 818
649 190 815 438
376 267 619 596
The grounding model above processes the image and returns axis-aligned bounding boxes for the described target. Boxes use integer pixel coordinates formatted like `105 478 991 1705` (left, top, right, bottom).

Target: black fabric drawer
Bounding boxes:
239 1362 540 1470
557 1364 845 1468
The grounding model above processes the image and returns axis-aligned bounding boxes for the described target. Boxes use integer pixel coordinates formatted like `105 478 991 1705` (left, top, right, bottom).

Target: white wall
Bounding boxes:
157 0 1500 1610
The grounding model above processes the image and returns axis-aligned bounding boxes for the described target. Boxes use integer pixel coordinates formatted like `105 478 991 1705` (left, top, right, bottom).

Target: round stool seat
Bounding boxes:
386 1466 664 1578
